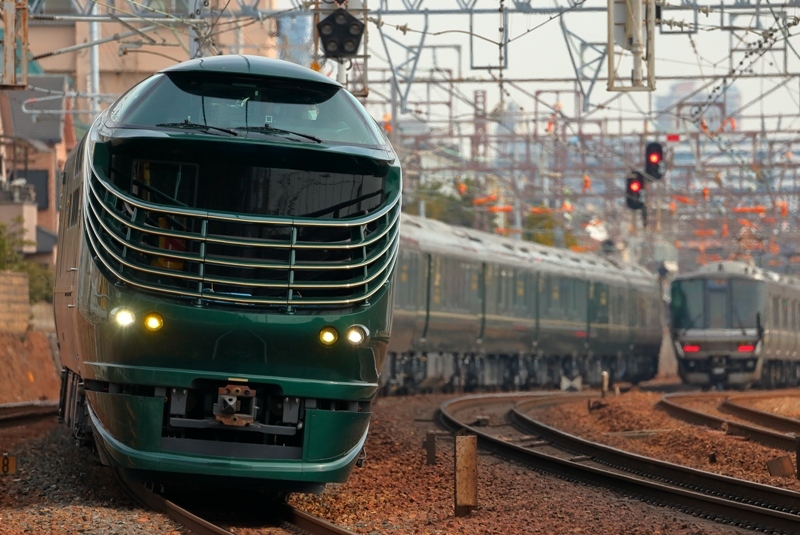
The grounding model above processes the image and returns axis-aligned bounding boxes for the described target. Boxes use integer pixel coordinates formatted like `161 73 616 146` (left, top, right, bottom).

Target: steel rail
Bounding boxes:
439 393 800 534
0 400 59 424
722 392 800 436
113 468 358 535
659 392 796 450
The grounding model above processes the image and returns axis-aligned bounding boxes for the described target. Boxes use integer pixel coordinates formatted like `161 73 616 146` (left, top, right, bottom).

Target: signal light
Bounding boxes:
316 8 365 59
645 142 664 180
737 344 755 352
625 172 645 210
682 344 701 352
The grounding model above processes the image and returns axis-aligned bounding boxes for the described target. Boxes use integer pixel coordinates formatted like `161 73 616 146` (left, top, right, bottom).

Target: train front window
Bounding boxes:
671 278 763 330
670 280 703 329
707 283 727 329
117 72 386 148
731 279 762 328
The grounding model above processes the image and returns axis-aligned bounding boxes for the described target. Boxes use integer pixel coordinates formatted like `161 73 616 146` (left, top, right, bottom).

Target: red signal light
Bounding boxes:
629 181 642 193
682 344 700 352
648 153 661 164
737 344 755 352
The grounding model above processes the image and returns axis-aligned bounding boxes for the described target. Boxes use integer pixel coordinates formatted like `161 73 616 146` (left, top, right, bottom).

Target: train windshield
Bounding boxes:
670 278 763 330
111 72 386 148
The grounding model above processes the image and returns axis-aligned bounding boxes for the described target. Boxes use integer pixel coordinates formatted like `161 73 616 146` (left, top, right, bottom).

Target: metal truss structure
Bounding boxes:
22 0 800 271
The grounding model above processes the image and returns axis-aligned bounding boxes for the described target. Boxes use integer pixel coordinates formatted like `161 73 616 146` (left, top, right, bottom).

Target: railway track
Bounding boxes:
114 468 358 535
440 392 800 534
1 400 354 535
0 400 58 427
659 392 797 450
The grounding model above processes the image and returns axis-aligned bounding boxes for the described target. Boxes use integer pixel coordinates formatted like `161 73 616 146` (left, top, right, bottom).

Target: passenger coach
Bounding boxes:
671 261 800 389
385 214 664 392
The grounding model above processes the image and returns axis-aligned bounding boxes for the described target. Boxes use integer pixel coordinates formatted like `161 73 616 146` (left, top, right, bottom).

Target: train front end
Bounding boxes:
669 263 764 388
63 56 400 491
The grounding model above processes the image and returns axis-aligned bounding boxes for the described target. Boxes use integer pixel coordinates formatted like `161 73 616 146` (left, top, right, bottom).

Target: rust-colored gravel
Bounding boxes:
2 392 752 535
749 394 800 418
532 390 800 493
288 394 743 535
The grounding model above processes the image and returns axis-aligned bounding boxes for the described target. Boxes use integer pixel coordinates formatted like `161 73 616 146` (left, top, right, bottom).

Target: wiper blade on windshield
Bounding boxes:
156 121 239 136
236 124 322 143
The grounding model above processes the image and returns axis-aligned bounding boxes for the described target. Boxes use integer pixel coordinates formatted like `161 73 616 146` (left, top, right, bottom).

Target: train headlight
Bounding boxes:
111 307 136 327
346 325 369 346
319 327 338 346
144 313 164 332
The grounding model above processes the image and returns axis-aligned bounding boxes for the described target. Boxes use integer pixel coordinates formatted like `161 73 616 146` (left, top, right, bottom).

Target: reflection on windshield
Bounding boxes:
112 73 386 148
671 280 703 329
670 278 763 330
731 280 761 328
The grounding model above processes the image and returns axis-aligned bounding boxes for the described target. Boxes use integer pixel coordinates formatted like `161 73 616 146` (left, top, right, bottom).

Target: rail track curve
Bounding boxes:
440 392 800 534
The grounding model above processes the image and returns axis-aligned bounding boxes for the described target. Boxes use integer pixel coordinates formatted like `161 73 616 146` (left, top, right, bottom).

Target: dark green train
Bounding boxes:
54 56 400 493
383 215 664 393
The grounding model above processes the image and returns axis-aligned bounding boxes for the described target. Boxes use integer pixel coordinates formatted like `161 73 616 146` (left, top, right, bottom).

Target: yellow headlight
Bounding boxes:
144 313 164 332
111 307 135 327
346 325 369 346
319 327 338 346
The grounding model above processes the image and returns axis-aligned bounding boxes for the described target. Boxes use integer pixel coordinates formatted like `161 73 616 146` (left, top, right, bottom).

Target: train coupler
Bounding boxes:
212 384 257 426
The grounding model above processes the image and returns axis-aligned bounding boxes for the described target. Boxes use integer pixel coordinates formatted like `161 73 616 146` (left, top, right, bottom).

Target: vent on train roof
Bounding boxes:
468 236 482 243
519 247 530 253
407 220 422 228
502 244 514 251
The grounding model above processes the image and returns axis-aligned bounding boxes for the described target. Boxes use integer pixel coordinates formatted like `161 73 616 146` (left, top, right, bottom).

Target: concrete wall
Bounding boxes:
0 271 30 334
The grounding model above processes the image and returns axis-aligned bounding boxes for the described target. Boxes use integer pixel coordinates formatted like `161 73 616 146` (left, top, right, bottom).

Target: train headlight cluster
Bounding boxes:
144 313 164 332
319 327 338 346
318 325 369 346
346 325 369 346
111 307 136 327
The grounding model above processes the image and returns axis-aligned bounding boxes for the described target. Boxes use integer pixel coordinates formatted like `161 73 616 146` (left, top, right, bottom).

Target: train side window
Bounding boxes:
772 297 780 328
432 256 442 306
67 187 82 227
550 276 562 317
783 298 789 329
539 274 549 318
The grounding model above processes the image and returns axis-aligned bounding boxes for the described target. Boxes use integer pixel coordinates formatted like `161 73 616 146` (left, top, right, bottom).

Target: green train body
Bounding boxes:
54 56 400 492
384 215 664 393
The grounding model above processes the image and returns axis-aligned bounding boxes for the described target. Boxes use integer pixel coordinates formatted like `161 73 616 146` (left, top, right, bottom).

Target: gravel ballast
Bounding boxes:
1 392 759 534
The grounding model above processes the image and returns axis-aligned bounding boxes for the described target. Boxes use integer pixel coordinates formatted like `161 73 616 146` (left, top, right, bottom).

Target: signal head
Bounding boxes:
316 8 365 59
645 142 664 179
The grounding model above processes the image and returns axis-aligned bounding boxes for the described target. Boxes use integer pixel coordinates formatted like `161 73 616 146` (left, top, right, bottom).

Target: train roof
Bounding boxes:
400 213 656 288
674 260 800 287
159 55 341 87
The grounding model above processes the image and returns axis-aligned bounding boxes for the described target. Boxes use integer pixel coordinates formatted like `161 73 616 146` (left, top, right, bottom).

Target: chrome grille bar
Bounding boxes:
84 149 400 308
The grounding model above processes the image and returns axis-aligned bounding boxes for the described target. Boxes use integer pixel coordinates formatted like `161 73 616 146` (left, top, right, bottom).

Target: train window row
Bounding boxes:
770 295 800 331
396 250 660 331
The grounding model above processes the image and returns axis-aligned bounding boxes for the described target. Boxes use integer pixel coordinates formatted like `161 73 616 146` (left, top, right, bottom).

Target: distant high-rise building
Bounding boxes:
655 81 741 132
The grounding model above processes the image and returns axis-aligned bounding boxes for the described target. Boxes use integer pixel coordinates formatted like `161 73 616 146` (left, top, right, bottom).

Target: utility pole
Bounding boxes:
1 0 29 89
